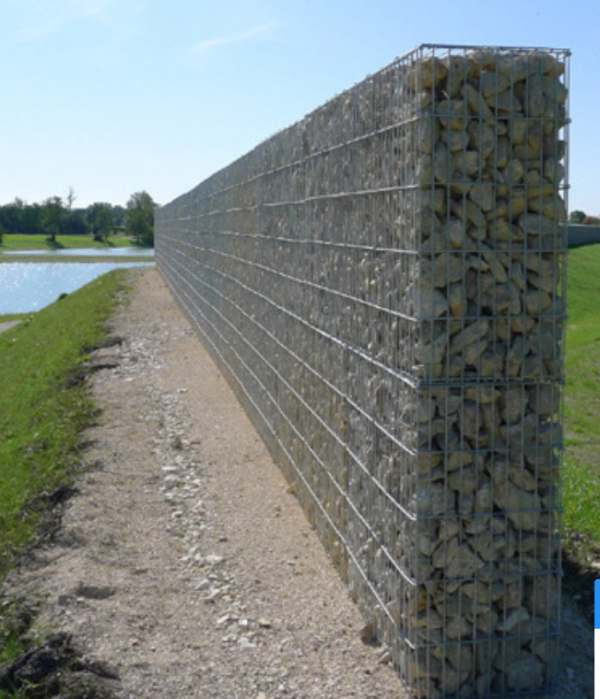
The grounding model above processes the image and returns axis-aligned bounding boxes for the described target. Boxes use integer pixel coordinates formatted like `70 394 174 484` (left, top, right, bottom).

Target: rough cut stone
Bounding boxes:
156 45 568 699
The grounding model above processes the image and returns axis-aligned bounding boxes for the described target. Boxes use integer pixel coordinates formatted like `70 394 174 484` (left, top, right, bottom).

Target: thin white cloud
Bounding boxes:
20 13 68 40
18 0 117 40
66 0 112 16
193 21 279 55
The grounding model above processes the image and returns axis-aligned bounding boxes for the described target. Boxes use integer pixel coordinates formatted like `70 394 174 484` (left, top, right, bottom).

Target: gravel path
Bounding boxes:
0 320 21 335
3 268 593 698
6 269 408 698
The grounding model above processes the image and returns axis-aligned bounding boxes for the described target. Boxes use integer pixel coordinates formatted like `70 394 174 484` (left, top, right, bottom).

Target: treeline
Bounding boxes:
569 210 600 225
0 190 156 247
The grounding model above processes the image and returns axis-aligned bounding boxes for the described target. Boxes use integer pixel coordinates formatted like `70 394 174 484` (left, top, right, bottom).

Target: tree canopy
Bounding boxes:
0 191 154 247
87 202 114 243
125 191 156 247
41 196 64 243
569 210 587 224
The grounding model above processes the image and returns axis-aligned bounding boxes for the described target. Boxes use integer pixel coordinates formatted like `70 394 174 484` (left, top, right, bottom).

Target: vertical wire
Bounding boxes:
154 45 569 699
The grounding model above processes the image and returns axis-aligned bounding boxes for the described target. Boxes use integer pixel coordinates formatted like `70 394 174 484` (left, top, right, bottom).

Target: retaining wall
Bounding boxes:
567 224 600 248
155 44 569 698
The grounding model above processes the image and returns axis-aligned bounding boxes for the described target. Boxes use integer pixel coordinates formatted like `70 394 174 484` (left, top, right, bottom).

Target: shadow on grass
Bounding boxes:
44 238 65 250
562 531 600 624
92 236 117 248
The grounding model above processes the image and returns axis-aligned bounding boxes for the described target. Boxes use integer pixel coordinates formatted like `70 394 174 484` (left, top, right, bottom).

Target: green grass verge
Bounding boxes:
0 234 134 251
0 270 130 580
0 269 130 688
0 314 29 324
563 243 600 548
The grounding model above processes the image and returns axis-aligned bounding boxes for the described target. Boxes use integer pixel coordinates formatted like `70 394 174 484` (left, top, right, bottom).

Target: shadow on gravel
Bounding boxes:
0 632 120 699
562 542 600 625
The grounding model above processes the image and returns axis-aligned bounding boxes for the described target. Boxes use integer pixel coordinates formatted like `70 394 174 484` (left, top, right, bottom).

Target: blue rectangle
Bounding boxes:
596 580 600 629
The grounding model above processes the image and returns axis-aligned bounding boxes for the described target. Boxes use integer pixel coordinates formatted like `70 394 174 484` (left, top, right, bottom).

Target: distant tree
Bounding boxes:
0 203 18 233
0 221 5 245
12 197 26 225
1 196 150 239
583 215 600 226
0 198 27 233
5 199 44 234
111 204 126 230
63 208 89 236
22 202 43 234
66 187 76 211
125 191 155 247
569 210 587 224
87 202 114 242
41 196 64 242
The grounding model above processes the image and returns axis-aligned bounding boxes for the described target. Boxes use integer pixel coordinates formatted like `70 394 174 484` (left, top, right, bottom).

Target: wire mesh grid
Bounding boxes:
155 44 570 698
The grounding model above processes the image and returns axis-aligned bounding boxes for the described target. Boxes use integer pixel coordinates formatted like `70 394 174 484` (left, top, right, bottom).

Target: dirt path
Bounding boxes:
0 320 21 335
3 268 594 698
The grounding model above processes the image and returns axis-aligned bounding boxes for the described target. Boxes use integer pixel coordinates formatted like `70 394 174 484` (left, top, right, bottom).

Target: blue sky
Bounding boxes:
0 0 598 213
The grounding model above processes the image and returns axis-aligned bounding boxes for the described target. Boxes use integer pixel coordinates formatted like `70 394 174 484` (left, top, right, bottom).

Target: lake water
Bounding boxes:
0 260 154 314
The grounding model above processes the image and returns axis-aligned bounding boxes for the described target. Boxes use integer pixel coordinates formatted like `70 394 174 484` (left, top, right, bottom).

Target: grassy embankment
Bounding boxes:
563 243 600 558
0 270 131 671
0 270 130 574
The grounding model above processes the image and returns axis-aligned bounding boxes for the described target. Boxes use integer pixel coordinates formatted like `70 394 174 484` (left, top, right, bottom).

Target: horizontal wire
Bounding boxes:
160 257 422 608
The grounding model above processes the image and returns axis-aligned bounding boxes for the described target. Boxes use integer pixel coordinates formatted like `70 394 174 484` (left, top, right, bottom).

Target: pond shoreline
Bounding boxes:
0 260 154 315
1 254 154 264
1 246 154 265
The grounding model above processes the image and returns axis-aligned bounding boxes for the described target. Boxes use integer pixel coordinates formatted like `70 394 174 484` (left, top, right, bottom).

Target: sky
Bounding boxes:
0 0 598 213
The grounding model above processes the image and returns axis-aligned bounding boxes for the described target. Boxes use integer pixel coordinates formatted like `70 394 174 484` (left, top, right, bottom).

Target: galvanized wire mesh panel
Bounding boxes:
155 44 569 698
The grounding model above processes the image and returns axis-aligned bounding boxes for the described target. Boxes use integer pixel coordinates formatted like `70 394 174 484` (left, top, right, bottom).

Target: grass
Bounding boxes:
563 243 600 553
0 314 29 324
0 270 131 581
0 233 134 251
0 269 132 684
0 233 154 264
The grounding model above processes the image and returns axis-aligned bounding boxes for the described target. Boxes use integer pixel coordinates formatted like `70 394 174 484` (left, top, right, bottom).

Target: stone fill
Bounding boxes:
156 45 569 698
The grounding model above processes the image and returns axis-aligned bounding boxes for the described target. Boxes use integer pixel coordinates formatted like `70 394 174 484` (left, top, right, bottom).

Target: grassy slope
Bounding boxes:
0 315 28 324
563 243 600 545
0 270 130 578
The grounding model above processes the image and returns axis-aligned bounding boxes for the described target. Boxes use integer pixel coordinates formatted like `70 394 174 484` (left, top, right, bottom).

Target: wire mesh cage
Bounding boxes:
155 44 570 698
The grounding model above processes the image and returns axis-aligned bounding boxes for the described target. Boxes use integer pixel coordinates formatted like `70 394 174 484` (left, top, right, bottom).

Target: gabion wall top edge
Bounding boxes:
160 43 570 213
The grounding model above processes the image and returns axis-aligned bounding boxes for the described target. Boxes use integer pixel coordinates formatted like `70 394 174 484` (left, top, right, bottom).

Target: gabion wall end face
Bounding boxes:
155 44 569 699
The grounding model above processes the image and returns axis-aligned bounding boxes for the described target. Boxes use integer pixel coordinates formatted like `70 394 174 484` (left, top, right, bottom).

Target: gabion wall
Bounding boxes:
155 44 569 698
